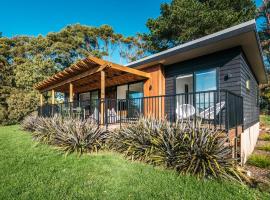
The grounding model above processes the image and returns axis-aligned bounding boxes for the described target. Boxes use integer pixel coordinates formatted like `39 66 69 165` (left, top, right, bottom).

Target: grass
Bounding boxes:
259 133 270 141
0 126 269 200
260 115 270 127
257 144 270 152
247 154 270 169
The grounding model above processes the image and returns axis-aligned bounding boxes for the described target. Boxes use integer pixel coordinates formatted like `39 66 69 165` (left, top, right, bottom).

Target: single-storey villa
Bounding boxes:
34 20 267 163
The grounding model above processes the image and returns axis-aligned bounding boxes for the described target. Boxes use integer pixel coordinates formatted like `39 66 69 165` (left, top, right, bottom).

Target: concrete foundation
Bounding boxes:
240 122 260 164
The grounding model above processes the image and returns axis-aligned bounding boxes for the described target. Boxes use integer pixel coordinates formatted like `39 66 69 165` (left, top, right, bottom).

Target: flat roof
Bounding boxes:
126 20 267 84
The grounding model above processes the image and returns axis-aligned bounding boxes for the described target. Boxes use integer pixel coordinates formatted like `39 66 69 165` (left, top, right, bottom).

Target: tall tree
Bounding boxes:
145 0 256 52
257 0 270 113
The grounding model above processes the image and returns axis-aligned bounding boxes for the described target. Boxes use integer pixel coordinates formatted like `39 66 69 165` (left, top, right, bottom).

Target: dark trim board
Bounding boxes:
164 47 259 130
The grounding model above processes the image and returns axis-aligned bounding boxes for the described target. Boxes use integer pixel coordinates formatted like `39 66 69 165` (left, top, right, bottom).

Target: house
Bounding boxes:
34 20 267 163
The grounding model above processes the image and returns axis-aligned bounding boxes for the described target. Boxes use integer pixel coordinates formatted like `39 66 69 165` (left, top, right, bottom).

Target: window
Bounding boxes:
128 82 144 99
116 82 144 112
195 69 217 92
117 85 128 99
246 78 250 91
195 69 217 109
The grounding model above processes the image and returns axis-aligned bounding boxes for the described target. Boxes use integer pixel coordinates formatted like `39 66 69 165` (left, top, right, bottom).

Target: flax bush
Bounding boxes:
53 117 107 155
22 115 107 155
110 117 249 183
21 112 38 132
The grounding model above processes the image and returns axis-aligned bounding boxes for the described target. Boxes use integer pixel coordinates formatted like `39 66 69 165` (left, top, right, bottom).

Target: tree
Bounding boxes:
145 0 256 52
257 0 270 113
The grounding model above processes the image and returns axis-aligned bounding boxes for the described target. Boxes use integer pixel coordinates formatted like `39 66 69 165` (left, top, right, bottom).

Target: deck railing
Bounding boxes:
38 90 243 132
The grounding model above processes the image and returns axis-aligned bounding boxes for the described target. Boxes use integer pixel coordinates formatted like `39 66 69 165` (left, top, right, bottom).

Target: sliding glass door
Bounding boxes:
175 68 217 116
195 69 217 110
116 82 144 119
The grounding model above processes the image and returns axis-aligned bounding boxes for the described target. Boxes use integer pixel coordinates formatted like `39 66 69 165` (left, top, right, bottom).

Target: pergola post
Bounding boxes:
51 89 55 104
51 89 55 115
40 93 44 116
100 71 105 125
69 83 74 103
40 93 44 106
69 83 74 117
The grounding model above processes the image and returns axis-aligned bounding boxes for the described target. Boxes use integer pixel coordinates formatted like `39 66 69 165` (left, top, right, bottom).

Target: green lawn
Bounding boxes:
260 115 270 127
0 126 269 200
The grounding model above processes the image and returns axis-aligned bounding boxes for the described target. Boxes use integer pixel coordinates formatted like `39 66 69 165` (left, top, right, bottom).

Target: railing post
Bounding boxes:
213 91 216 128
225 91 229 132
105 99 108 129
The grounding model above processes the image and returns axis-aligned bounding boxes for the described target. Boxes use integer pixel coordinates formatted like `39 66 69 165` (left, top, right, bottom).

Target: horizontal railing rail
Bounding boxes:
38 90 243 132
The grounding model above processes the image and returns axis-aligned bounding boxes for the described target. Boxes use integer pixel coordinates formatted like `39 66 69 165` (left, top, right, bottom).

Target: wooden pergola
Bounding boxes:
34 56 150 123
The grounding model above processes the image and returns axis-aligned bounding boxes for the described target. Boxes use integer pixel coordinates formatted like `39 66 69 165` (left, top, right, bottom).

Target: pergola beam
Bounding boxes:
40 64 108 92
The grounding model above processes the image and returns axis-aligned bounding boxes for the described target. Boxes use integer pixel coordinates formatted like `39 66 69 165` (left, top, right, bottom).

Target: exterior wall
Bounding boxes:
142 64 165 97
239 54 260 129
241 122 260 164
141 64 166 118
164 47 260 129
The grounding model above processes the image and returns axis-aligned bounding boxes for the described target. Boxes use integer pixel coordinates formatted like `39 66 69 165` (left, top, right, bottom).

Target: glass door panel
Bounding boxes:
127 82 144 118
195 69 217 111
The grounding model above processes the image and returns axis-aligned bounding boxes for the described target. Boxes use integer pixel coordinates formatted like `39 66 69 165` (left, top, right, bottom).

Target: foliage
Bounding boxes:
1 126 268 200
144 0 256 52
261 115 270 127
0 24 147 125
259 133 270 141
26 115 106 154
257 144 270 152
257 1 270 110
247 154 270 168
6 90 39 123
33 116 59 144
109 117 248 182
53 117 107 155
21 112 38 132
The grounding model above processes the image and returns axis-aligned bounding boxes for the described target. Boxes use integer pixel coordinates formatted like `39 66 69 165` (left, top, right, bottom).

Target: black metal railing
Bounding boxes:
38 90 243 132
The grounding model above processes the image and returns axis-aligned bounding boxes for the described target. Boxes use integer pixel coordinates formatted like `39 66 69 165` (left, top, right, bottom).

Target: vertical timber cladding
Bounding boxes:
141 64 165 119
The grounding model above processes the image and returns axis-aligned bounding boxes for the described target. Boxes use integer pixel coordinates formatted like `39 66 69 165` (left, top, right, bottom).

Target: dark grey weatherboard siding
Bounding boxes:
239 53 260 129
164 47 259 129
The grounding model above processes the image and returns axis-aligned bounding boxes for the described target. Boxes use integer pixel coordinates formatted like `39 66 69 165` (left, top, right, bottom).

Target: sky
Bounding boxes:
0 0 170 38
0 0 264 38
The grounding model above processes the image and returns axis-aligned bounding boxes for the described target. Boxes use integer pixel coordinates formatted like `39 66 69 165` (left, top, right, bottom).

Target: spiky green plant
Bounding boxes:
33 116 60 144
53 117 107 155
110 117 249 183
21 112 38 132
31 116 107 155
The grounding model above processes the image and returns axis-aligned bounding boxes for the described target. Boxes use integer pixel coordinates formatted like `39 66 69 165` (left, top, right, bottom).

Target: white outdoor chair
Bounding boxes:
198 101 225 120
107 108 117 123
176 104 196 120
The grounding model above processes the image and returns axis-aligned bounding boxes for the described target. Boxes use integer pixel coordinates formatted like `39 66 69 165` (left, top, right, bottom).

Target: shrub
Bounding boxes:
259 133 270 141
110 117 248 182
247 154 270 169
257 144 270 152
54 117 107 155
33 116 59 144
27 116 107 155
6 90 39 123
21 112 38 132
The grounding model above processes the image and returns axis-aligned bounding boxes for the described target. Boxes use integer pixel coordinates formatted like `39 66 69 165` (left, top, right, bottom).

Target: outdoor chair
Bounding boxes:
176 104 196 120
197 101 225 120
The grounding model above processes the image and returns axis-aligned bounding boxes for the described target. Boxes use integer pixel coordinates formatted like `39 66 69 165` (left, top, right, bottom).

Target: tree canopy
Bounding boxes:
144 0 256 52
